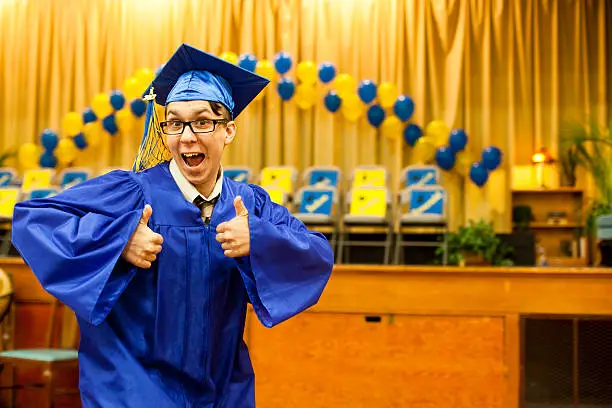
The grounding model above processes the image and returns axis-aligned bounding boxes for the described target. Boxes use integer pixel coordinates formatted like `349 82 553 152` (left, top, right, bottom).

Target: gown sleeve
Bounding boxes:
11 171 146 326
237 185 334 328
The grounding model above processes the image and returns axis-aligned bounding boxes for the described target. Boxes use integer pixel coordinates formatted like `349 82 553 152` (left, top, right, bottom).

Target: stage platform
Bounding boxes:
2 258 612 407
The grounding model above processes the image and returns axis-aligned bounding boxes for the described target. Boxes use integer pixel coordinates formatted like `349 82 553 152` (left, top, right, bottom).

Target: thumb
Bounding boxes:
140 204 153 225
233 196 248 217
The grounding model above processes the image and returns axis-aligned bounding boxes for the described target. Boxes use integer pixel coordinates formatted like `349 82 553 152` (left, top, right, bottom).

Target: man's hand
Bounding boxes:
216 196 250 258
121 204 164 269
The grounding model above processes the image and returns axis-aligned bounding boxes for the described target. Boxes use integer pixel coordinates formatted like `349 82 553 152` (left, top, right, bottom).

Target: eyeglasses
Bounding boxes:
159 119 229 135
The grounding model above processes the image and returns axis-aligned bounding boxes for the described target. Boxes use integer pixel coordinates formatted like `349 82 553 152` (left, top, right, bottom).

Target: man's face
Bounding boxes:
165 100 235 189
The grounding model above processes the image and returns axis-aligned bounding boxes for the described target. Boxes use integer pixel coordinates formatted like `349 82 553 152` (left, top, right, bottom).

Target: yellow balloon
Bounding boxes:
83 122 102 148
255 60 275 80
123 77 142 100
18 143 40 170
296 61 317 85
378 82 399 108
116 109 134 132
135 68 155 89
412 136 436 163
454 151 473 177
381 116 402 140
334 74 357 99
425 119 450 145
56 138 78 165
220 51 238 65
91 93 113 118
62 112 83 136
341 94 364 122
294 84 317 110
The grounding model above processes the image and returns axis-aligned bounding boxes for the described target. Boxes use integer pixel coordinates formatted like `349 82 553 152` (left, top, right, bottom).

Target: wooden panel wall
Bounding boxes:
248 313 506 408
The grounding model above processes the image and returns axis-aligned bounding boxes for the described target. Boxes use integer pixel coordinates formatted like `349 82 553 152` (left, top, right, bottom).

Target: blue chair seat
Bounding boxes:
0 348 78 362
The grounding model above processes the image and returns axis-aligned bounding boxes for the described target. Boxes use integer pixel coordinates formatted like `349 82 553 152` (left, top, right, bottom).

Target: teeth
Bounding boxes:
183 153 202 158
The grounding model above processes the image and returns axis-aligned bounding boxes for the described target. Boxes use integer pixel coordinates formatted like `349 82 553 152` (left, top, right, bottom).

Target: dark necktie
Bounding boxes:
193 196 218 225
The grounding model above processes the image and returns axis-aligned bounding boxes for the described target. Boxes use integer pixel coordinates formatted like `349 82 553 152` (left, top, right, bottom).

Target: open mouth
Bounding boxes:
181 153 205 168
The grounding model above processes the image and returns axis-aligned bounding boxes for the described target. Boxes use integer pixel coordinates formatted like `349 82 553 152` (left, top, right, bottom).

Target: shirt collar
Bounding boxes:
169 159 223 203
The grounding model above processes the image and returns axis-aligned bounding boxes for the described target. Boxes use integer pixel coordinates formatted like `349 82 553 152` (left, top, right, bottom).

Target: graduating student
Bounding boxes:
11 43 334 408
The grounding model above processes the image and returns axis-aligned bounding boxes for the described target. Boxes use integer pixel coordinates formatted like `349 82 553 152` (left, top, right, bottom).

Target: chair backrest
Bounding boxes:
294 186 337 216
46 298 79 349
224 166 251 183
260 166 297 194
400 186 447 217
59 168 91 189
0 188 20 219
28 188 60 200
403 165 440 188
262 186 288 206
0 168 17 187
350 166 387 189
303 166 341 188
347 187 389 217
21 169 54 192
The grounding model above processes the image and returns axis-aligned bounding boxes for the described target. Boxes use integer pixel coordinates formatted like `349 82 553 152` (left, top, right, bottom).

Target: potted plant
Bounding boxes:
436 219 514 266
559 119 612 231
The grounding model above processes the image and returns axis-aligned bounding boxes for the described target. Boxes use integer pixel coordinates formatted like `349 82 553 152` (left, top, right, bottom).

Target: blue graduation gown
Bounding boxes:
11 162 334 408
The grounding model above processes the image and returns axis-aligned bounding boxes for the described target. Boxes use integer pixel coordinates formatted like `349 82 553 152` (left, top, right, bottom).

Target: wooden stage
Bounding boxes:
2 257 612 407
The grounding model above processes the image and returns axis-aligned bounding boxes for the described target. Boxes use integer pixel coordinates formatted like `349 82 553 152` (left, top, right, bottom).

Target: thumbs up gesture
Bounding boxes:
121 204 164 269
216 196 250 258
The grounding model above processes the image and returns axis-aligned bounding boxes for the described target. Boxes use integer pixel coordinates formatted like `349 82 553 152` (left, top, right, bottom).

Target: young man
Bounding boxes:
11 44 334 407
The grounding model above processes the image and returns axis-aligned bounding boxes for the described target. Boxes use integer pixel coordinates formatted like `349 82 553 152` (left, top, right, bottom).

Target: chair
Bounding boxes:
337 187 393 264
0 169 17 188
393 186 449 265
224 166 252 183
261 186 289 207
0 189 20 256
350 165 387 189
0 297 79 408
302 166 341 189
259 166 298 195
26 188 60 200
293 186 339 255
21 169 54 193
402 165 440 188
58 168 91 190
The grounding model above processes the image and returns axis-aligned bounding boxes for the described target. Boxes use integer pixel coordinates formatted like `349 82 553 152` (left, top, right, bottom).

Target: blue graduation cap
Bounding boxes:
134 44 270 172
145 43 270 118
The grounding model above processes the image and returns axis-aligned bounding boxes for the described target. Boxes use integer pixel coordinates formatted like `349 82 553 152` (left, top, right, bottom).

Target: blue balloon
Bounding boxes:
469 162 489 187
482 146 502 171
82 107 97 124
73 133 88 150
109 90 126 111
40 129 59 151
393 95 415 121
367 105 385 127
358 80 377 104
435 146 456 171
277 78 296 101
130 99 146 117
403 123 422 146
274 52 292 75
324 91 342 113
449 129 468 152
39 152 57 168
102 114 118 135
318 62 336 83
238 53 257 72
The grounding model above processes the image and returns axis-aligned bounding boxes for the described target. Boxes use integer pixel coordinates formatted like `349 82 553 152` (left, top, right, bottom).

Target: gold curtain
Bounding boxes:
1 0 610 231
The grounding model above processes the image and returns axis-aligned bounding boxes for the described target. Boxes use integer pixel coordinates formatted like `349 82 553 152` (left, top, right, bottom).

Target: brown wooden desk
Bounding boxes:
2 258 612 407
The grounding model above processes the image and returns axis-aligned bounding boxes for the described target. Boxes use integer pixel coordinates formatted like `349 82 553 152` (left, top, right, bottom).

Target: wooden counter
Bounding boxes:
245 264 612 408
2 258 612 408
